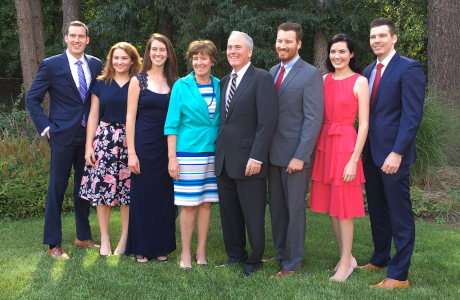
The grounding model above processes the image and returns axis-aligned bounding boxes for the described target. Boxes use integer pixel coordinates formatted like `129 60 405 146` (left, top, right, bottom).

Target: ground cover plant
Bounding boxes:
0 206 459 299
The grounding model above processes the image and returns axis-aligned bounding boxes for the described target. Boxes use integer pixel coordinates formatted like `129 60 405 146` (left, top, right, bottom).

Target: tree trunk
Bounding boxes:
313 0 328 75
158 9 173 43
61 0 81 39
313 30 328 75
428 0 460 103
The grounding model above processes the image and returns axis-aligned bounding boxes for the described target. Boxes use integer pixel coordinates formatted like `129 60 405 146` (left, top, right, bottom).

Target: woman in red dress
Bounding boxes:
309 34 369 281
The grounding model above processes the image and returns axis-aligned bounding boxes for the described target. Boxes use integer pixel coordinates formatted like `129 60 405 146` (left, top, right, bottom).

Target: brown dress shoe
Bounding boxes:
47 245 70 259
74 239 100 248
370 278 410 289
358 263 387 271
269 267 302 278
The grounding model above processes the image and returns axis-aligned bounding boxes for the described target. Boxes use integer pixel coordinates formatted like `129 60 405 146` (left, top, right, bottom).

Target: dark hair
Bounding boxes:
277 22 303 42
142 33 179 89
186 40 218 66
325 34 360 73
370 17 396 36
66 21 89 37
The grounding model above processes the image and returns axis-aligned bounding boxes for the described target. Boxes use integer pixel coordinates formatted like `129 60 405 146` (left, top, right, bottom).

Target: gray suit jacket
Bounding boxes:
268 58 324 168
215 63 278 179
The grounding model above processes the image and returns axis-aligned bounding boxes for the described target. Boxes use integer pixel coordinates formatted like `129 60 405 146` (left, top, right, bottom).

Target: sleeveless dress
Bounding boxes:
308 73 365 220
125 72 176 258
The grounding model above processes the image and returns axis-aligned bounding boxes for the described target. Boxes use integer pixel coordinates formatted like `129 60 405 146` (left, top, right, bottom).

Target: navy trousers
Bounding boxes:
43 127 92 245
363 148 415 281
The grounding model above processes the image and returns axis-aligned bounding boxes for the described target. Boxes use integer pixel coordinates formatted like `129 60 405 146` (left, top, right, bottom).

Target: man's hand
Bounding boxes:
245 159 261 176
46 131 50 139
381 152 402 174
286 158 304 174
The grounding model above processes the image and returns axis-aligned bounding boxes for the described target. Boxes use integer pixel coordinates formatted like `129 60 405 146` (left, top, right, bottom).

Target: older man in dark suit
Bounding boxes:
215 31 277 277
26 21 102 258
267 22 324 278
359 18 426 289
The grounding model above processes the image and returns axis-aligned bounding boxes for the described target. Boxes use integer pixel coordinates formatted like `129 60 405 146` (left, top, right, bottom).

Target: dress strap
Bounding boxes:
135 72 148 90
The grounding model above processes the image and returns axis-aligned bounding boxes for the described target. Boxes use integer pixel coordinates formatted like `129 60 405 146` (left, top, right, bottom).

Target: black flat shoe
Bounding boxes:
180 260 193 271
155 257 168 263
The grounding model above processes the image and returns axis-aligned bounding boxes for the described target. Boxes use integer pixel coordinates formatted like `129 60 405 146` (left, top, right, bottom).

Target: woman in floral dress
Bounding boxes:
79 42 142 256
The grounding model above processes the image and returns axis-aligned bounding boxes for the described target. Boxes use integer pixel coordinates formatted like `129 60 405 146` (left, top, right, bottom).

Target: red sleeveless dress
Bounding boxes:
308 73 365 220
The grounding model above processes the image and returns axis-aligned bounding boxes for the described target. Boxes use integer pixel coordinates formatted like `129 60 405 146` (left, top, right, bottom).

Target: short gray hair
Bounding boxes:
229 31 253 49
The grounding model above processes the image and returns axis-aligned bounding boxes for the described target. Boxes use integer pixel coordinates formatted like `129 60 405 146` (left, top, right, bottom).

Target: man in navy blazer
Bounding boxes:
359 18 426 289
26 21 102 258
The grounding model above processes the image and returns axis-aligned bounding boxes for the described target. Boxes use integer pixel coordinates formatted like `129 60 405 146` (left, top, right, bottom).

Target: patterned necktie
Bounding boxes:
226 73 238 117
370 63 383 107
76 60 88 126
275 65 285 92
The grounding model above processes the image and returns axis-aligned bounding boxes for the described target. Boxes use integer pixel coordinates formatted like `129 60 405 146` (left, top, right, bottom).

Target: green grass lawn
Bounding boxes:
0 205 459 299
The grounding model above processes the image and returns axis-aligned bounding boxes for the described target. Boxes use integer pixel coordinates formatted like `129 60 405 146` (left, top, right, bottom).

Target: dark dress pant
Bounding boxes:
363 147 414 281
216 161 266 272
268 164 309 271
43 126 92 245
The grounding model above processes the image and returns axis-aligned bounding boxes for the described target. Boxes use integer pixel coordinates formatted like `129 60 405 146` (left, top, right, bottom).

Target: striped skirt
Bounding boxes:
174 152 219 206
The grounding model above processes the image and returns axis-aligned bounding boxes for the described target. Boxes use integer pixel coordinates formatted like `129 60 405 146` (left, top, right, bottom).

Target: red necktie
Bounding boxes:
370 63 383 107
275 66 285 92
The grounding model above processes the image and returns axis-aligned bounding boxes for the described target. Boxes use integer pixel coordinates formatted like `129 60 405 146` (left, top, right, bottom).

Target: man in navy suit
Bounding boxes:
26 21 102 258
359 18 426 288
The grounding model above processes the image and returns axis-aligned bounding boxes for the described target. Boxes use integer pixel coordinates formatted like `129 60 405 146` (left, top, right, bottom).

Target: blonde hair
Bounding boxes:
97 42 142 84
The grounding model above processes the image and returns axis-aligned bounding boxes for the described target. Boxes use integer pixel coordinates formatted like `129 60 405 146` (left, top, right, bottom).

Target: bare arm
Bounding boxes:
343 76 369 182
84 93 100 167
126 77 141 174
167 135 179 180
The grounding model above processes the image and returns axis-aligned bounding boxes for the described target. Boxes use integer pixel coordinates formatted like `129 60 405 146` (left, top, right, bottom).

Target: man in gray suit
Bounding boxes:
215 31 277 277
267 22 324 278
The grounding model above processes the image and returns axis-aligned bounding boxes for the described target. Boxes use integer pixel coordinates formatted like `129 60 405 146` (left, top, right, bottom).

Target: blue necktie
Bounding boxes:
226 73 238 117
76 60 88 126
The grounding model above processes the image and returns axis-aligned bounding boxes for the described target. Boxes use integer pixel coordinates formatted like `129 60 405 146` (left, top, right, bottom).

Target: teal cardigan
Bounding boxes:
164 72 220 153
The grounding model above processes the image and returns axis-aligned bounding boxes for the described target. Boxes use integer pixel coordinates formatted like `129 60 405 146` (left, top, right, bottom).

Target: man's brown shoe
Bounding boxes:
358 263 387 271
370 278 410 289
74 239 100 248
269 267 302 278
47 245 70 259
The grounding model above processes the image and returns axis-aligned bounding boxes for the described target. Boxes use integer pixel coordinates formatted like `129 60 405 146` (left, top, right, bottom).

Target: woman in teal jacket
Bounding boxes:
165 40 220 270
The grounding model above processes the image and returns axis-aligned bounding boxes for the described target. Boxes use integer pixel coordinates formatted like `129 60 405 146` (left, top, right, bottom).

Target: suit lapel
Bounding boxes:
220 75 230 123
185 73 211 124
277 59 302 96
226 64 254 119
61 52 81 102
373 52 400 110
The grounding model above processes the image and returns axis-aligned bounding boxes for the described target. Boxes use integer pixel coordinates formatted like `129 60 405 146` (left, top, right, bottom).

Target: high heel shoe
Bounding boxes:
334 256 357 272
136 255 148 263
179 260 193 271
330 262 355 282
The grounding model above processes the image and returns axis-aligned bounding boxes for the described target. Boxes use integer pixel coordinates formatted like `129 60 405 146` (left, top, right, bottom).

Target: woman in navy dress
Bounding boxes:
79 42 142 256
125 33 179 262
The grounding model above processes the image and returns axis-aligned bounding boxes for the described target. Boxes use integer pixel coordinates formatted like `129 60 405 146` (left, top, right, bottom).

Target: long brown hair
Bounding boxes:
98 42 142 84
142 33 179 89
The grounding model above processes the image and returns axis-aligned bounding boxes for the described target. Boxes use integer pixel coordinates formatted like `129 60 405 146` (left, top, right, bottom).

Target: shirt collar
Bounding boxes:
376 49 396 67
231 61 251 78
66 49 86 66
280 55 300 70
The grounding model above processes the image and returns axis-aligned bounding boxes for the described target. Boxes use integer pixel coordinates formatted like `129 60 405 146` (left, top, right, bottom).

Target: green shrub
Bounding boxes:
412 89 460 186
0 138 75 219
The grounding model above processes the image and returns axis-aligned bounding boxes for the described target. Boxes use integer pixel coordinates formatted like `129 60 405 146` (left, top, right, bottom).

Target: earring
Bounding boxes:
212 64 214 66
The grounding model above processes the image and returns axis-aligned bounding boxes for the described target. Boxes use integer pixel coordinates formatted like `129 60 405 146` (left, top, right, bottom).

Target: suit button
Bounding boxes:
370 115 373 118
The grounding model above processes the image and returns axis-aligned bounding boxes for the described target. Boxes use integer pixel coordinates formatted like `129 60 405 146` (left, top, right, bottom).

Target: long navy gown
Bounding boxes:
125 72 176 258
